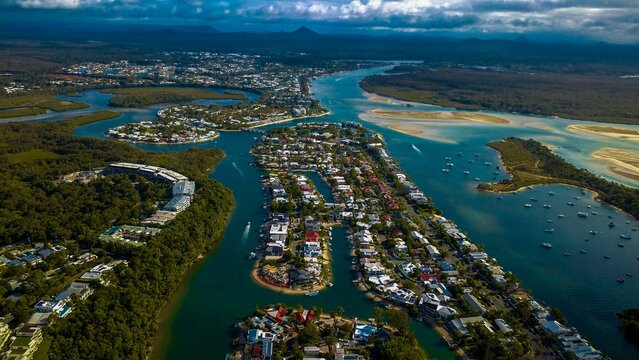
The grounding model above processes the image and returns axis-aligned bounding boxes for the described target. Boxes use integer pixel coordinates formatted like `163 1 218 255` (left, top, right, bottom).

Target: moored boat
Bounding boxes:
540 242 552 248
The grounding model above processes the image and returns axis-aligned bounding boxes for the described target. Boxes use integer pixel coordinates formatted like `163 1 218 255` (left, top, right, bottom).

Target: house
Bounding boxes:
494 318 513 333
55 282 93 302
163 195 191 212
363 262 386 276
265 242 285 257
463 293 487 315
172 180 196 197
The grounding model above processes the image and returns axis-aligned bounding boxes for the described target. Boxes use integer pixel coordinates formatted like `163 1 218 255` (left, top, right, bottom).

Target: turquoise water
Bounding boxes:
55 66 639 359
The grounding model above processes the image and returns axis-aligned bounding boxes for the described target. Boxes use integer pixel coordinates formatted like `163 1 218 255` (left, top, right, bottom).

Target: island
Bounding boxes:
102 87 246 108
618 308 639 348
0 111 234 359
230 305 425 360
252 123 603 359
479 137 639 219
0 93 88 119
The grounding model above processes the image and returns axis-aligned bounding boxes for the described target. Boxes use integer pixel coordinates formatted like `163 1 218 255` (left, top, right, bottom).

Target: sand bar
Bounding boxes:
592 147 639 182
568 125 639 142
370 109 511 124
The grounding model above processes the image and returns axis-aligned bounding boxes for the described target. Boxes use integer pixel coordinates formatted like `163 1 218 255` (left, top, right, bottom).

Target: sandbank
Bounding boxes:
370 109 511 124
568 125 639 142
592 147 639 182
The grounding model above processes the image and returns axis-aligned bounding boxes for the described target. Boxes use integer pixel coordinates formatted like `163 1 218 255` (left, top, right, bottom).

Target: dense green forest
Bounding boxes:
102 87 246 108
0 112 234 358
479 138 639 219
618 309 639 348
360 66 639 125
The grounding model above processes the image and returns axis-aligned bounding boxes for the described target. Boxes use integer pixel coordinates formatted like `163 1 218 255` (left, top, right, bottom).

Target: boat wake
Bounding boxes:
411 144 423 156
241 223 250 244
232 161 244 177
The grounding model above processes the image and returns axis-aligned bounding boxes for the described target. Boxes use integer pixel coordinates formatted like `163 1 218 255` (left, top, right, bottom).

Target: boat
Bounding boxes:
496 196 503 200
327 282 334 287
524 204 532 208
446 162 454 167
248 252 256 260
604 255 610 259
546 220 553 223
474 153 480 157
575 196 581 200
484 162 492 166
543 204 551 209
558 214 565 218
633 228 638 232
563 253 571 256
617 278 625 283
456 152 463 157
247 221 251 226
608 222 616 228
548 191 555 196
305 291 319 297
627 220 631 224
589 230 597 235
620 234 632 240
544 229 555 233
626 273 633 277
540 242 552 248
445 156 452 161
567 202 575 206
591 211 598 215
577 212 588 218
441 169 450 173
474 177 481 181
463 171 470 175
618 243 625 248
530 197 538 202
579 249 588 254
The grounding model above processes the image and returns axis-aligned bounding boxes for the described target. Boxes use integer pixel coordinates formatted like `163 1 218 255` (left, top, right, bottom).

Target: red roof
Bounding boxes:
306 309 315 322
251 344 262 357
306 231 319 242
421 274 440 283
296 313 306 323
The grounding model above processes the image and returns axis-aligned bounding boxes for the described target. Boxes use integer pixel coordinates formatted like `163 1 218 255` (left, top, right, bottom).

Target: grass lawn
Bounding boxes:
0 94 88 113
34 337 52 360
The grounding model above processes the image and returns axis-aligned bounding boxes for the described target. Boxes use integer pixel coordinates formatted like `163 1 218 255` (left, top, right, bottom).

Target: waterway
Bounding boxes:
5 65 636 358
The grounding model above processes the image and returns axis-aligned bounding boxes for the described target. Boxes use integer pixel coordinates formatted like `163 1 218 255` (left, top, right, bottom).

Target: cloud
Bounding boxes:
2 0 639 43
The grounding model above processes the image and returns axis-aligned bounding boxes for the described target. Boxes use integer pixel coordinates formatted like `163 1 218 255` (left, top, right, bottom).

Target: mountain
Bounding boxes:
291 26 320 37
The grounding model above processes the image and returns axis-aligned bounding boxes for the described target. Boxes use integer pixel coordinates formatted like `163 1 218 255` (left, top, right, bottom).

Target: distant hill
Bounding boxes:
291 26 320 36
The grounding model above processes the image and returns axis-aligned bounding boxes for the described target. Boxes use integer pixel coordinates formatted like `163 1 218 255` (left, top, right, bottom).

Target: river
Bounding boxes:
5 65 637 358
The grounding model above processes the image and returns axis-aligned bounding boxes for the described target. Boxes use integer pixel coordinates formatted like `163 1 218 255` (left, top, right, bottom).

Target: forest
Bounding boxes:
102 87 246 108
360 66 639 125
0 111 234 358
479 138 639 219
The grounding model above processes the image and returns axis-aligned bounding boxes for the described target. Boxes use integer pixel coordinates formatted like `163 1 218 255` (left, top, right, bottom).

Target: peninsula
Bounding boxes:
479 137 639 219
252 123 602 359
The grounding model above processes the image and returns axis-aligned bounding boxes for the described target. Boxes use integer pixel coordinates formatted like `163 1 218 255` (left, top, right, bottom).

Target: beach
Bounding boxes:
369 109 511 124
568 125 639 142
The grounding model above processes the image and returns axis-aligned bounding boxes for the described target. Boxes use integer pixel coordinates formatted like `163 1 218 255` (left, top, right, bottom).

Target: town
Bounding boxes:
251 123 603 359
0 162 195 358
231 304 424 359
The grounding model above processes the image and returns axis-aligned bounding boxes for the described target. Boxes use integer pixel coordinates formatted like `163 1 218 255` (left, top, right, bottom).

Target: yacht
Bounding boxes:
306 291 319 297
446 162 454 167
579 249 588 254
544 229 555 233
548 191 555 196
617 278 625 283
524 204 532 208
558 214 565 218
589 230 597 235
456 152 463 157
474 177 481 181
540 242 552 248
577 212 588 218
546 220 553 223
530 197 538 202
618 243 625 248
567 202 575 206
563 252 571 257
543 204 551 209
591 211 598 215
496 196 503 200
463 170 470 175
445 156 452 161
441 169 450 173
620 234 632 240
604 255 610 260
484 161 492 166
609 222 616 228
626 273 633 277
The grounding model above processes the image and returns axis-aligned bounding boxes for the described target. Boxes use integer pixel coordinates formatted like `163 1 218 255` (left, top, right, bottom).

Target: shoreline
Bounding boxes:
369 109 511 125
568 124 639 142
109 133 220 145
246 111 331 129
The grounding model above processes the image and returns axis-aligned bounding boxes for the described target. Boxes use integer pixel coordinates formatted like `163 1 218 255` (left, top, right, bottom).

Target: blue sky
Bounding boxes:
1 0 638 43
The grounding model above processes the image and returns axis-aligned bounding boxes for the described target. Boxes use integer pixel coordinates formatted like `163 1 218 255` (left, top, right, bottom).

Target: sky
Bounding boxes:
1 0 639 43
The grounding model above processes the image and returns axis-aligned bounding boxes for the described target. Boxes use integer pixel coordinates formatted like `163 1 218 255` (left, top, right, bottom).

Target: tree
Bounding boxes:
299 321 321 345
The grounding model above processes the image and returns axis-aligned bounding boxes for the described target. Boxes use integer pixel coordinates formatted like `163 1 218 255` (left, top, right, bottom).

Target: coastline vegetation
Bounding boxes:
360 66 639 125
0 111 234 358
618 309 639 348
0 93 88 118
102 87 246 108
479 137 639 218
